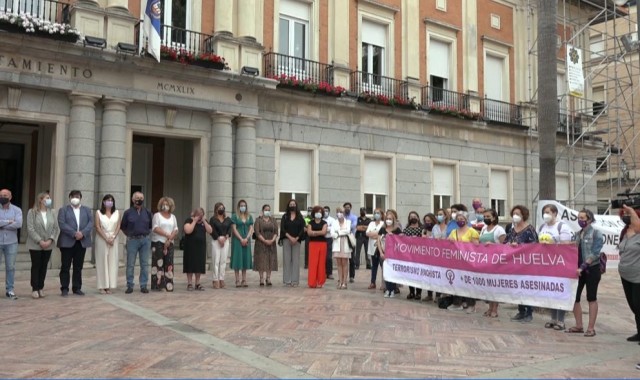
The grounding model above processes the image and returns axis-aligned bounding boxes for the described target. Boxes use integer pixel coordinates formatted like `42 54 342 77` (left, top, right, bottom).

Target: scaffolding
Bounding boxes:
524 0 640 213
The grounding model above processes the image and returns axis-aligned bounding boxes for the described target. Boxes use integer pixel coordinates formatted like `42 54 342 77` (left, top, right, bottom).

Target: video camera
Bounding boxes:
611 191 640 209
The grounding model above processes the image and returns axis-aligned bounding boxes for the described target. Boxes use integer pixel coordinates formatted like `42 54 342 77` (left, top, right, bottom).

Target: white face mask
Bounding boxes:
385 219 393 226
543 213 553 224
264 210 271 217
451 212 457 220
323 211 329 218
70 198 81 207
314 212 323 219
512 214 522 224
336 212 344 219
162 205 170 212
239 206 247 213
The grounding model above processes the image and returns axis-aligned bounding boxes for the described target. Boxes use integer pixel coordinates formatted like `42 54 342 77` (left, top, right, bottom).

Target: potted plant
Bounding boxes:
0 11 81 43
192 52 227 70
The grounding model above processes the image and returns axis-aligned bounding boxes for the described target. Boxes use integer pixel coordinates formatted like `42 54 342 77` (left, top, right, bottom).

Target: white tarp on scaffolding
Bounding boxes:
536 200 621 268
566 44 584 97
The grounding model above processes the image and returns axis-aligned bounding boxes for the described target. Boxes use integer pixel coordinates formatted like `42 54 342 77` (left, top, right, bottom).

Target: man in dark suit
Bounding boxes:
57 190 93 296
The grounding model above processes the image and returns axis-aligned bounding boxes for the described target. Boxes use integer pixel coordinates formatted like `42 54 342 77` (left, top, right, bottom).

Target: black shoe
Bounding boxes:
511 313 525 321
627 334 640 342
366 266 372 270
61 289 69 297
349 278 354 283
125 287 133 294
73 290 85 296
327 275 334 280
355 266 360 270
407 293 415 300
141 288 149 294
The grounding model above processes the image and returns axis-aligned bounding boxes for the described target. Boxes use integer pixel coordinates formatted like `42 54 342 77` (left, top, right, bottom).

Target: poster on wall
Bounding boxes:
566 44 584 97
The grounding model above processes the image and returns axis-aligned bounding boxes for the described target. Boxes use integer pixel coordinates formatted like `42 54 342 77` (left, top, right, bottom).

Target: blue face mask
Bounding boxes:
477 215 484 222
436 215 444 223
374 213 381 221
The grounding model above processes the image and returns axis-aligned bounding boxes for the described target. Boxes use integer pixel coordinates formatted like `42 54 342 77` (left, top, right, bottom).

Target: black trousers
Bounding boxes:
30 249 51 291
622 277 640 335
325 237 333 276
349 249 356 279
355 236 370 268
304 238 309 269
60 241 86 292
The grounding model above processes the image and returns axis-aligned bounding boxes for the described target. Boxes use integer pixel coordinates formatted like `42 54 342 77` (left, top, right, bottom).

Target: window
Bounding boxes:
556 176 570 202
484 54 505 101
279 149 311 213
279 0 309 61
590 34 604 59
364 157 389 214
593 86 606 116
161 0 188 46
433 164 454 211
361 20 386 87
429 39 451 103
490 170 508 217
597 199 610 215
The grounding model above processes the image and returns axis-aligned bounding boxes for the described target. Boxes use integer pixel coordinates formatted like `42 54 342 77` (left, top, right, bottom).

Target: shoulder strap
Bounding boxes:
557 221 564 235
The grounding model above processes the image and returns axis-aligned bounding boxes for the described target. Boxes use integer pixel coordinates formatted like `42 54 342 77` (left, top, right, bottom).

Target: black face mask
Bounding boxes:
410 218 418 225
134 199 143 206
217 209 225 215
424 223 434 231
0 197 8 205
623 215 631 226
483 218 492 225
360 211 366 217
289 206 296 212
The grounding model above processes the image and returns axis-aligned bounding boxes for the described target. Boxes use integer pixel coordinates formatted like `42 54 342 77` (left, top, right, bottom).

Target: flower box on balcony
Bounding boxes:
0 13 80 43
270 74 345 97
191 59 226 70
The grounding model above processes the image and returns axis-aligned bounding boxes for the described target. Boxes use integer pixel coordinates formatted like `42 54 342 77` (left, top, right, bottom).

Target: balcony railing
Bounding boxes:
350 71 408 101
421 86 469 112
557 111 591 135
160 24 214 56
0 0 70 24
481 98 522 126
263 52 333 84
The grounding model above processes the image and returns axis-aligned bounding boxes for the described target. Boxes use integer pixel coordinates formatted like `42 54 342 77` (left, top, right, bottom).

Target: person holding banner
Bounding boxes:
379 210 403 298
505 205 538 323
421 213 439 302
367 208 386 290
446 204 468 238
538 204 573 331
447 212 480 312
307 206 328 288
479 209 506 318
618 205 640 343
566 209 604 337
432 208 449 240
404 211 424 301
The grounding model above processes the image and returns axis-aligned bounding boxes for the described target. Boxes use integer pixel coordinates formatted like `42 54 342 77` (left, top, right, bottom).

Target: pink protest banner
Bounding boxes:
382 235 579 310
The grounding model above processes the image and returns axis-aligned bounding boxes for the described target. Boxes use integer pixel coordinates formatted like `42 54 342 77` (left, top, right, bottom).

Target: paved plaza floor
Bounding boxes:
1 264 640 378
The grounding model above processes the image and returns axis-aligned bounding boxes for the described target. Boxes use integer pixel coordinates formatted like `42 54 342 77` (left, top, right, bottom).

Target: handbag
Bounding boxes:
347 233 356 250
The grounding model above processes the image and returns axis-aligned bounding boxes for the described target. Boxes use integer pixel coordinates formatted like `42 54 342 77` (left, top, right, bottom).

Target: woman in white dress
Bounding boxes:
94 194 121 294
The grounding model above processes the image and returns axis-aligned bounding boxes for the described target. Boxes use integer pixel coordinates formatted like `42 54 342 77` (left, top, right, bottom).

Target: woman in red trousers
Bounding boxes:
306 205 328 288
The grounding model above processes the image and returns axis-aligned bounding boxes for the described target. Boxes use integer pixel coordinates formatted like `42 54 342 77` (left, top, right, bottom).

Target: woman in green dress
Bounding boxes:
231 199 254 287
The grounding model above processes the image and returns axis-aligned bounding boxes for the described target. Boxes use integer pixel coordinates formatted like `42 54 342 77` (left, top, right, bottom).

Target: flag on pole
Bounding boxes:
144 0 162 62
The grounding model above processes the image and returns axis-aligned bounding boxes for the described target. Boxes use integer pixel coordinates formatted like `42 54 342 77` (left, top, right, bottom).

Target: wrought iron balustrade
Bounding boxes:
263 52 333 84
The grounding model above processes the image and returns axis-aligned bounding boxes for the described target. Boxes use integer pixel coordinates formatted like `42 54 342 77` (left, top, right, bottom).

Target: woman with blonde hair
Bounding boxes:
26 191 60 299
378 209 402 298
366 207 386 290
231 199 254 287
94 194 121 294
150 196 179 291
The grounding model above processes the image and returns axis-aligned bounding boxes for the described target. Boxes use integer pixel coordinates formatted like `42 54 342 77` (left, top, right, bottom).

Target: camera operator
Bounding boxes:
619 204 640 348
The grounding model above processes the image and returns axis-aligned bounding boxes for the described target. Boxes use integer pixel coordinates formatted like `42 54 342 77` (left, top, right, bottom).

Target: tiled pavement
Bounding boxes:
1 264 640 378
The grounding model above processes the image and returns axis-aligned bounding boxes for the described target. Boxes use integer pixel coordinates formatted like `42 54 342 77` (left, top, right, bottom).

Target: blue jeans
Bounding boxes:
0 243 17 292
126 237 151 289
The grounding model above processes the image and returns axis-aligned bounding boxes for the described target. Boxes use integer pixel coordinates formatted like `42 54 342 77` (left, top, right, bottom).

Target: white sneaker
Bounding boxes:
38 290 45 298
447 304 464 311
384 290 390 298
31 291 39 299
389 291 395 298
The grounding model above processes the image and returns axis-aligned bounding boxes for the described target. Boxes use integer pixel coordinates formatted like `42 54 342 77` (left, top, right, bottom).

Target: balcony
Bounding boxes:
350 71 409 104
422 85 469 112
263 52 333 84
159 24 215 56
0 0 74 41
480 98 523 127
0 0 70 23
557 111 597 137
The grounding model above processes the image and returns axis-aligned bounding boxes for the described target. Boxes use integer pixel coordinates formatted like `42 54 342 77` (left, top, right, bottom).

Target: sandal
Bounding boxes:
483 310 491 317
368 283 376 289
544 322 556 329
584 330 596 337
236 280 241 288
489 312 499 318
260 281 265 287
195 284 204 291
565 326 584 333
241 280 248 288
553 323 565 331
187 284 194 291
266 280 272 286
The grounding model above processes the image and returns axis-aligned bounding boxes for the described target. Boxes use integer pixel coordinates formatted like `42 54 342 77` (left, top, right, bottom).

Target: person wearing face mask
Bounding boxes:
432 208 450 240
304 207 313 269
479 209 506 317
121 191 153 294
366 208 386 290
307 205 328 288
566 209 603 337
405 211 424 301
0 188 23 300
94 194 121 295
618 204 640 346
150 197 179 292
26 191 60 299
538 203 573 330
446 204 469 238
379 209 403 298
280 200 305 286
343 202 358 282
472 206 486 232
504 205 538 322
468 198 483 228
323 206 336 280
448 212 480 312
421 213 439 302
183 207 212 291
356 207 372 270
253 204 279 287
209 202 234 289
231 200 254 287
331 206 352 289
57 190 93 297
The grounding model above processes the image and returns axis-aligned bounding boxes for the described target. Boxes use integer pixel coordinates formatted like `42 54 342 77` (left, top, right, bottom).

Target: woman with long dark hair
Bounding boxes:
94 194 121 294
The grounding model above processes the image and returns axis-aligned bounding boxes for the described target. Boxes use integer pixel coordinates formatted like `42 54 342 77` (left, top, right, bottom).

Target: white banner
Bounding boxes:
566 44 584 97
535 200 622 268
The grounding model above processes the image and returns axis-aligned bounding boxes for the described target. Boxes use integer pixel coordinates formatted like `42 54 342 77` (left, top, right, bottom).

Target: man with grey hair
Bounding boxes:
0 189 22 300
121 191 153 294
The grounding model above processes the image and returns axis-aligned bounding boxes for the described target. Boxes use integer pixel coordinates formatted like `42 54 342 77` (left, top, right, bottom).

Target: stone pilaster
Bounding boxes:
237 0 257 40
104 4 137 48
233 117 257 212
66 94 100 208
71 0 106 39
209 113 234 215
98 98 129 209
214 0 234 36
329 0 350 88
106 0 127 10
462 0 478 94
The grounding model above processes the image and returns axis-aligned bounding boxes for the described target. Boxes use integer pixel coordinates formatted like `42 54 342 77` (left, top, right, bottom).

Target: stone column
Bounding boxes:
403 0 422 103
98 98 129 210
106 0 127 9
237 0 257 40
209 113 234 215
66 94 100 208
233 117 257 212
329 0 351 88
462 0 478 94
214 0 234 36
